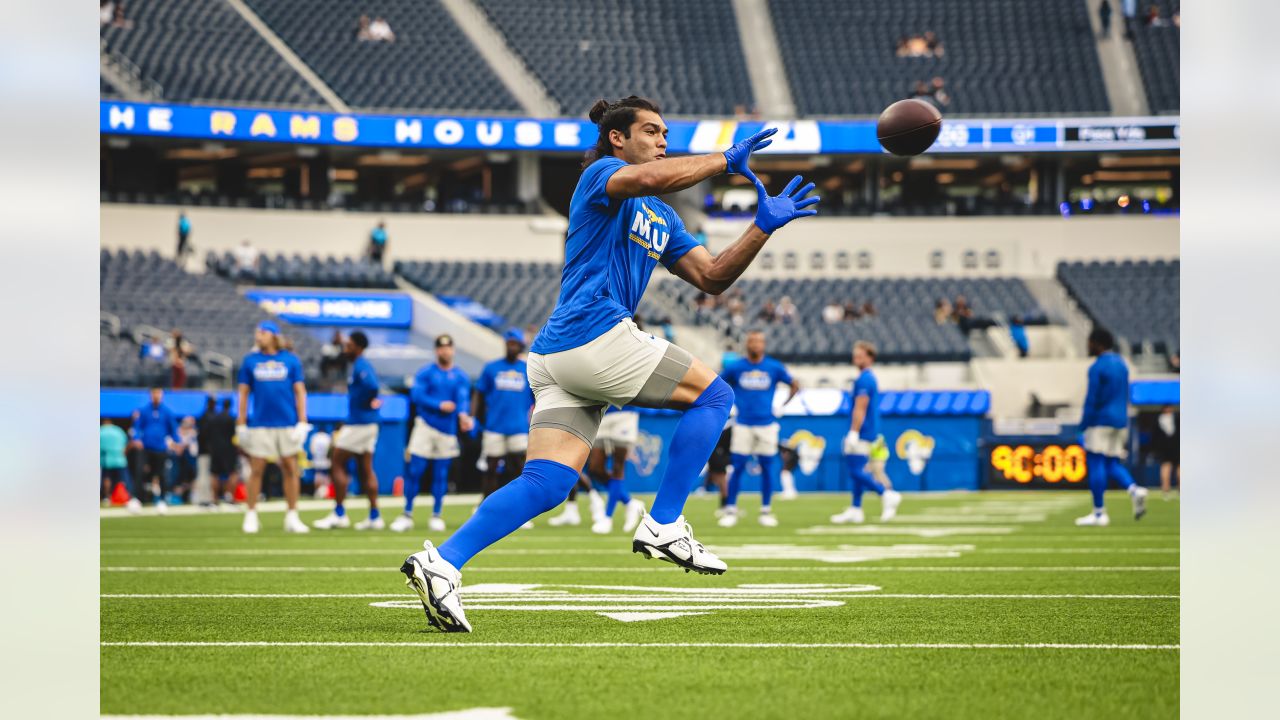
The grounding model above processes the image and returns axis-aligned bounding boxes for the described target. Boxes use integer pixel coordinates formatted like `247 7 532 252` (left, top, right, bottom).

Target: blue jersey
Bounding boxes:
132 402 179 452
851 369 880 441
722 356 793 426
347 355 381 425
412 363 471 434
237 350 304 427
531 156 700 355
476 358 534 435
1081 352 1129 430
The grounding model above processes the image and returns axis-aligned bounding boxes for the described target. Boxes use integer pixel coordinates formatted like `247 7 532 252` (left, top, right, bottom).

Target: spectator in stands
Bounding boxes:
777 296 798 324
756 300 778 324
694 292 713 324
368 220 389 263
911 80 931 100
368 16 396 43
110 1 132 29
233 239 260 282
1009 316 1030 358
934 298 953 325
861 301 878 318
1098 0 1114 38
822 300 844 325
356 14 374 41
929 77 951 108
924 31 944 57
176 212 192 263
726 291 747 328
1144 5 1166 27
100 2 114 28
139 336 168 386
843 301 862 322
168 329 194 389
952 295 973 323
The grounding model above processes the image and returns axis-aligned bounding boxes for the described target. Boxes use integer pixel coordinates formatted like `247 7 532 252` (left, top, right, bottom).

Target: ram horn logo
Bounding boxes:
629 430 663 477
784 429 827 475
895 429 936 476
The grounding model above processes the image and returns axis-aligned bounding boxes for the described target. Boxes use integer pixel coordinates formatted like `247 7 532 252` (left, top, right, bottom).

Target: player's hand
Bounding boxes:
459 414 475 433
370 398 382 410
749 173 820 234
234 424 246 446
439 400 457 414
291 422 312 445
722 127 777 175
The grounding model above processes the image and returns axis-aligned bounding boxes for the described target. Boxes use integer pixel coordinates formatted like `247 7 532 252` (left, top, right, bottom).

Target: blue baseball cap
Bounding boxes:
503 328 525 345
257 320 281 335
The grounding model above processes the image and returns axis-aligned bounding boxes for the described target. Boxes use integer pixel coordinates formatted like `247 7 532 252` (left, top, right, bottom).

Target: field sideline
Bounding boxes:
101 491 1179 719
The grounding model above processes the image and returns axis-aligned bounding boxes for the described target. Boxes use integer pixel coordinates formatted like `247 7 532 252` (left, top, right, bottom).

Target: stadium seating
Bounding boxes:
663 276 1045 363
101 250 323 386
1056 259 1179 356
768 0 1110 116
100 0 325 107
396 260 561 331
1127 0 1179 114
100 76 119 98
475 0 754 116
244 0 520 113
208 252 397 289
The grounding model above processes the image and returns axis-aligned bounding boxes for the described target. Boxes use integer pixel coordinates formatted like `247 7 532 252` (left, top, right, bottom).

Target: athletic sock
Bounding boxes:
1086 452 1109 509
758 453 779 508
605 479 627 518
649 378 734 524
439 459 579 569
405 455 428 514
369 506 380 521
431 459 452 515
726 453 750 507
334 503 345 518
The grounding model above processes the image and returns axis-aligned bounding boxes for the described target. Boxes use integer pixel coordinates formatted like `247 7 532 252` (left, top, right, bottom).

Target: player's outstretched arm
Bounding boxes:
607 128 777 199
670 172 819 295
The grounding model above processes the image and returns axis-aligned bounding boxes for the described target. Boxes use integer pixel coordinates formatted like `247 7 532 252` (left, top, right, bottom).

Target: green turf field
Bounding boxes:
101 491 1179 719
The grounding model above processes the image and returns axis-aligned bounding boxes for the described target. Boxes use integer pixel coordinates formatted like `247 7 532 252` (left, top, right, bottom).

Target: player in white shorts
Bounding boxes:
397 335 473 533
314 331 385 530
587 406 647 534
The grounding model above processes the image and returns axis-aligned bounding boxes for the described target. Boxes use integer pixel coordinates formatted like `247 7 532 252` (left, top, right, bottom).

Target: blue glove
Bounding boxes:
723 127 777 175
748 172 820 234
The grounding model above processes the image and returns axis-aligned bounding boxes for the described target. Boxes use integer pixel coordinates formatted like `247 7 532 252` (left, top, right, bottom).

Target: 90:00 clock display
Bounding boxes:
989 444 1087 484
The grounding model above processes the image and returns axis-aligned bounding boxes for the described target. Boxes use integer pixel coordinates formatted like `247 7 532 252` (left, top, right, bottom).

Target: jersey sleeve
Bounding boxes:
580 156 626 212
455 374 471 415
853 375 872 398
289 355 305 385
721 362 741 388
476 365 494 396
659 211 699 270
773 360 794 385
236 358 253 387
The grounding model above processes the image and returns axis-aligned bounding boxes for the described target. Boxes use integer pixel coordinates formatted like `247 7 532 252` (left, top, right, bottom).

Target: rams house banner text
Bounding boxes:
243 289 413 328
101 101 1180 154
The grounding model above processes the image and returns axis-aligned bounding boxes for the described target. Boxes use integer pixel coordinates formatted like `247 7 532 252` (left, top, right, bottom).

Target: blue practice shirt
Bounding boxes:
531 156 700 355
476 358 534 436
132 402 179 452
852 369 880 441
1081 351 1130 430
347 355 381 425
412 363 471 434
237 350 304 427
722 356 793 426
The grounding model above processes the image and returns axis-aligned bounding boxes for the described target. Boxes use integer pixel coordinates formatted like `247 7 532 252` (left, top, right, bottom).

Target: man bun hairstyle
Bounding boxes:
582 96 662 169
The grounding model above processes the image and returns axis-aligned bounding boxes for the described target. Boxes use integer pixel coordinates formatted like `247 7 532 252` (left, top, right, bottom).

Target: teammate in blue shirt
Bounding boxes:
396 335 473 534
832 341 902 524
235 320 310 534
719 330 799 527
402 95 819 632
474 329 535 505
1076 328 1148 526
130 386 179 513
314 331 385 531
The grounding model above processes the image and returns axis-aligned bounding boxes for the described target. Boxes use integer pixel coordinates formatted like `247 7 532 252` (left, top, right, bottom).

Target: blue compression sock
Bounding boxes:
758 453 779 508
334 503 345 517
431 459 451 515
1086 452 1108 510
649 378 734 524
726 453 750 507
405 455 428 514
369 506 380 521
606 479 629 517
1107 456 1135 491
439 459 580 569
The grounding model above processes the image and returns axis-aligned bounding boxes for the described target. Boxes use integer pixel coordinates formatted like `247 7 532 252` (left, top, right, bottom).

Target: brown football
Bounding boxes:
876 99 943 156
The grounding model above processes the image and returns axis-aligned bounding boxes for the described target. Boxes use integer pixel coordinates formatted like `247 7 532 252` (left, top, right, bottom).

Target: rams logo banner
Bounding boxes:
244 289 413 328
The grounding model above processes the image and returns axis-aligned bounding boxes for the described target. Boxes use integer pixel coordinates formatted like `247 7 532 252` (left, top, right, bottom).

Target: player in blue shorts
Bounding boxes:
314 331 384 530
401 95 819 632
831 341 902 524
396 335 474 534
236 321 310 534
719 329 799 528
1075 328 1148 526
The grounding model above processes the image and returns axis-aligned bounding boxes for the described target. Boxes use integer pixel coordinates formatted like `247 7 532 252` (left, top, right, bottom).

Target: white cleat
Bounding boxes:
312 512 350 530
389 514 415 533
830 507 865 525
717 507 740 528
242 509 260 534
400 541 471 633
548 503 581 527
713 506 729 518
758 510 779 528
588 490 605 523
591 516 613 534
880 490 902 522
355 516 385 531
632 513 727 575
519 520 534 530
154 500 168 516
622 499 646 532
427 516 447 532
1130 485 1149 520
1075 512 1111 527
283 511 310 533
126 498 142 515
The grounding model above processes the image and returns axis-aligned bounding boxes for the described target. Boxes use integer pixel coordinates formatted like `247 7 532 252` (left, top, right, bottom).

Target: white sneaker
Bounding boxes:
155 500 168 516
632 513 727 575
242 510 260 534
713 505 729 518
779 470 798 500
126 498 142 515
548 503 581 527
880 490 902 522
588 490 605 523
622 499 646 532
1130 485 1149 520
591 516 613 534
831 507 865 524
758 510 779 528
355 516 386 531
283 511 310 533
1075 511 1111 527
717 507 739 528
400 541 471 632
428 516 447 532
312 512 350 530
390 514 415 532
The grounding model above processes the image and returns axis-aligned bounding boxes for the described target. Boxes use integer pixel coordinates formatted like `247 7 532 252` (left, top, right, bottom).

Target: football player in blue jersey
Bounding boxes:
314 331 385 530
831 341 902 524
402 96 819 632
1075 328 1148 526
475 329 536 530
719 330 799 527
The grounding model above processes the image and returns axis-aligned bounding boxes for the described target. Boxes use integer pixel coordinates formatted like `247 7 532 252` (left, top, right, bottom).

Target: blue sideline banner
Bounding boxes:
101 101 1180 154
244 289 412 328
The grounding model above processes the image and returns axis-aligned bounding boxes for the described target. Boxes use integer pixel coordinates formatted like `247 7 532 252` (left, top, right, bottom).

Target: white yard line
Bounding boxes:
101 640 1179 651
101 565 1179 573
102 593 1179 600
100 547 1179 556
